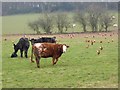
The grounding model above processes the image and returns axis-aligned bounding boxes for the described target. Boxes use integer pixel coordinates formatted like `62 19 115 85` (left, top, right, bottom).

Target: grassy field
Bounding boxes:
2 31 118 88
2 14 40 34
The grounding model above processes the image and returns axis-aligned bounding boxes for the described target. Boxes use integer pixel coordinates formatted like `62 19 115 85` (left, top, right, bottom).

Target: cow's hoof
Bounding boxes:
25 55 28 58
31 61 34 63
37 66 40 68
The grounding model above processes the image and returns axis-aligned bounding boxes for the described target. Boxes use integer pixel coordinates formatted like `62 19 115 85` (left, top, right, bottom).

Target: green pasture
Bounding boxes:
2 32 118 88
2 14 40 34
2 11 118 35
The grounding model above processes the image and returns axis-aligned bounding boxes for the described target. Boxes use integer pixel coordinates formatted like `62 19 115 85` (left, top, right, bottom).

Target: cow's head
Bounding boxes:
62 44 69 53
11 52 18 58
53 36 57 43
11 43 18 58
29 38 35 45
53 36 56 39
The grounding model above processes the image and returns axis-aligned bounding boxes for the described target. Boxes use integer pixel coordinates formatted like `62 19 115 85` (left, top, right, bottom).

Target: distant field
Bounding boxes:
2 14 40 34
2 11 118 35
2 32 118 88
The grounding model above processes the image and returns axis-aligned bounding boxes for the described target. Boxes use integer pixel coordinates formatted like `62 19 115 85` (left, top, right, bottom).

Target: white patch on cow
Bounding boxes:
34 43 42 48
63 45 67 53
43 48 47 51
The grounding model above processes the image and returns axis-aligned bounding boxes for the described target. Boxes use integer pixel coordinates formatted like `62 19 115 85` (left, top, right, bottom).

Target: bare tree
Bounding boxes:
28 14 54 34
28 21 40 34
74 12 87 32
100 13 112 32
55 13 70 33
64 19 71 32
38 14 54 34
99 16 105 32
89 14 99 32
87 3 103 32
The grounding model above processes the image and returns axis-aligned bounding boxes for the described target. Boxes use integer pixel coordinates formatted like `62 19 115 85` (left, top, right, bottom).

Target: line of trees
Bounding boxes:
28 13 71 34
2 2 118 16
75 4 113 32
28 4 114 34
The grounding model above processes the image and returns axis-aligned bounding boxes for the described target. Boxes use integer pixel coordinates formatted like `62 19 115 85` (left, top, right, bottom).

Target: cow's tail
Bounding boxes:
31 45 34 63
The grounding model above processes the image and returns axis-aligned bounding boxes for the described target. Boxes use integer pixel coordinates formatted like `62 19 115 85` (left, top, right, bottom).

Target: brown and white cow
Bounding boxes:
31 43 69 68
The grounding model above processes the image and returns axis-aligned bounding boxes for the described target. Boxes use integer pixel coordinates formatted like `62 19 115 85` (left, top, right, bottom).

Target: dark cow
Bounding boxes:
31 43 69 68
11 37 30 58
30 37 56 45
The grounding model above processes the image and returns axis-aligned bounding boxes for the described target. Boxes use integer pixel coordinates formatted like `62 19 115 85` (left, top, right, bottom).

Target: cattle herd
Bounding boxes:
10 31 117 68
11 36 69 68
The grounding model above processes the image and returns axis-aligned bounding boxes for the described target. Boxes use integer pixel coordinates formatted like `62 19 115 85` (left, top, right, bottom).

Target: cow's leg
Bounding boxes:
54 58 58 64
24 49 28 58
36 56 40 68
31 47 34 63
20 49 23 58
52 58 55 65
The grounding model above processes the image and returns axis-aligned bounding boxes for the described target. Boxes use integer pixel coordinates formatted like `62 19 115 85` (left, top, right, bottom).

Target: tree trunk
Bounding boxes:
36 30 40 34
105 26 108 32
83 25 87 32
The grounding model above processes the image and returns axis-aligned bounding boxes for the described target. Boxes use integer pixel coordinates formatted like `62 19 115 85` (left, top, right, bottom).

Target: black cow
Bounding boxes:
30 37 56 45
11 37 30 58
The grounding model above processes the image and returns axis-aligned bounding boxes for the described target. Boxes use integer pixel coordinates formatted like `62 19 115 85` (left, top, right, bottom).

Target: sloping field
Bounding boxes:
2 14 41 34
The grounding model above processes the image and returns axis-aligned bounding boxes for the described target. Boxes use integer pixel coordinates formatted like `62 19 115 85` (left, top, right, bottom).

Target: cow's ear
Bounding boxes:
12 41 15 46
13 44 16 47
